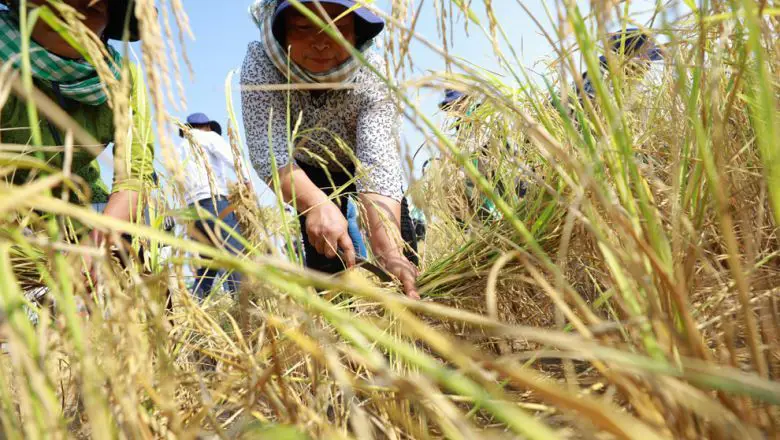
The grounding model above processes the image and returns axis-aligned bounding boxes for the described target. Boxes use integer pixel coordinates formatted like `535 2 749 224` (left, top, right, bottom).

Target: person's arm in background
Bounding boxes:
240 42 355 266
355 53 418 299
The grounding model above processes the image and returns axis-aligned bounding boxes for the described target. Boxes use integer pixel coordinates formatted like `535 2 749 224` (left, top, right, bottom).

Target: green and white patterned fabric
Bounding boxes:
0 10 121 105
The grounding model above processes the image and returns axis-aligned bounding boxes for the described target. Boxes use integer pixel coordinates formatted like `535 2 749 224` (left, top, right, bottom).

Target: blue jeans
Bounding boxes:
191 197 244 299
346 198 367 259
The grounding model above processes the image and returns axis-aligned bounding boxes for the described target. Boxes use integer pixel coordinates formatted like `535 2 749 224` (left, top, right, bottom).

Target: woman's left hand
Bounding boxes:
358 193 420 299
380 254 420 299
82 190 140 286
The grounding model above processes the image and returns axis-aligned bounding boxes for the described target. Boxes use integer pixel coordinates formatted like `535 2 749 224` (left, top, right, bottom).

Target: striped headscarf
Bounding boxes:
249 0 373 84
0 10 121 106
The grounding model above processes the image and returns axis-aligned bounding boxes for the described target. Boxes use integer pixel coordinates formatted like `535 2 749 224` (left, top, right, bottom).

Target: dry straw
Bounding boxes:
0 0 778 439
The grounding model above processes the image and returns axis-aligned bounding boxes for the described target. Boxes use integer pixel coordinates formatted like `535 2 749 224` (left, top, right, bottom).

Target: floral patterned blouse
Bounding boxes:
240 41 404 201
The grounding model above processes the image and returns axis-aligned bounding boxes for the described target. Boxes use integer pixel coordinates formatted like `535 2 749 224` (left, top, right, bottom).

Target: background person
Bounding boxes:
576 28 665 104
177 112 248 299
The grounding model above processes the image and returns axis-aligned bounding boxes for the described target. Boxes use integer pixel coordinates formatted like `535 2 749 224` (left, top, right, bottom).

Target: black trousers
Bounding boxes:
296 162 419 274
297 162 356 274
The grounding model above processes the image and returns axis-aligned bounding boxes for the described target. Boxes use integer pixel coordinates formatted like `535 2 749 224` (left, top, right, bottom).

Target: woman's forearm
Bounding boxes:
89 190 141 247
359 193 402 259
360 193 419 299
103 190 141 223
275 164 328 213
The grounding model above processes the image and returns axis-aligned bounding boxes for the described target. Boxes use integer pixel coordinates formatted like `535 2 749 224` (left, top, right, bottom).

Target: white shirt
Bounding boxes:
176 129 245 205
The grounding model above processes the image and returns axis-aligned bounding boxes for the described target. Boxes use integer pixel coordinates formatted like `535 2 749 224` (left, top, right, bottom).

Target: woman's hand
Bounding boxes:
276 165 357 268
306 201 356 268
359 193 420 299
81 190 140 286
379 254 420 299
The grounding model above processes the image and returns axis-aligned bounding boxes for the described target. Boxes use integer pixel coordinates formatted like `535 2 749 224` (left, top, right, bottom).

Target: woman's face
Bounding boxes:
30 0 110 59
284 3 357 74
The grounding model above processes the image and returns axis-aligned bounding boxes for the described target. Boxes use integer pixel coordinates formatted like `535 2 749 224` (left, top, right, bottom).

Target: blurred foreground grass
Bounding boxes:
0 0 778 439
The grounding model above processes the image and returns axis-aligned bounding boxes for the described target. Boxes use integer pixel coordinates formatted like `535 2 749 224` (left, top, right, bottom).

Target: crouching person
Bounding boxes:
0 0 155 284
241 0 419 298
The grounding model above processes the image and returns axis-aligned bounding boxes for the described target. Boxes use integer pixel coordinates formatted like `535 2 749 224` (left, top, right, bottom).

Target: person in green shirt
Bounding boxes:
0 0 154 256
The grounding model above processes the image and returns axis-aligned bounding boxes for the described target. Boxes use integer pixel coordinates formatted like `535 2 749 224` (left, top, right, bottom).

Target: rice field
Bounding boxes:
0 0 778 439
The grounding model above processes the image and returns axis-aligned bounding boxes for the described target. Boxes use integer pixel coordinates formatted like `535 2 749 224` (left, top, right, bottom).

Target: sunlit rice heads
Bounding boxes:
0 0 778 439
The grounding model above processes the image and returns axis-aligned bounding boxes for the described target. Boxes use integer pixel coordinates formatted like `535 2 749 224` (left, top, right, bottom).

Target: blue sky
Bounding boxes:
166 0 551 184
131 0 673 206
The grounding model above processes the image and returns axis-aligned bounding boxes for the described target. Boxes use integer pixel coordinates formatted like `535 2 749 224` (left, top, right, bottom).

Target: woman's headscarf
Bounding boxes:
249 0 383 84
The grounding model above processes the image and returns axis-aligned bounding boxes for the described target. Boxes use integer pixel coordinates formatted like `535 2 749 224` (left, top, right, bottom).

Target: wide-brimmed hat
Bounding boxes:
1 0 143 41
179 113 222 137
271 0 384 48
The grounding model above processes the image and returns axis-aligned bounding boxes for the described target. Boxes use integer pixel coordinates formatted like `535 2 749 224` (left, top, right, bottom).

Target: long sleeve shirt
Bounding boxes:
1 64 154 203
240 41 404 201
176 129 246 206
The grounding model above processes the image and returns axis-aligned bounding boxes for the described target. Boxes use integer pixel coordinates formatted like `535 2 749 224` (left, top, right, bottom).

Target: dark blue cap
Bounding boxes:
439 89 466 109
181 113 222 137
646 46 663 61
105 0 143 42
186 113 211 125
3 0 144 42
272 0 385 47
608 28 662 60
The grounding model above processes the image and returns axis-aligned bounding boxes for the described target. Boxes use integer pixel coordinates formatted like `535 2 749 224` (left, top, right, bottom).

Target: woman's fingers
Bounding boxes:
382 256 420 299
322 236 338 258
311 234 326 256
336 232 356 268
306 201 351 260
400 273 420 299
309 225 344 259
311 231 335 258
